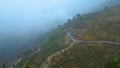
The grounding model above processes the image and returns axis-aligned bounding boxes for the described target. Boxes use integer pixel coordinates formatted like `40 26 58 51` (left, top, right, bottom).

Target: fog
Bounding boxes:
0 0 109 37
0 0 119 62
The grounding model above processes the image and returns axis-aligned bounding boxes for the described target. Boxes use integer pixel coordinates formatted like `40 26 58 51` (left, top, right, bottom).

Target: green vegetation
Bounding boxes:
16 6 120 68
75 21 120 42
16 26 69 68
48 43 120 68
106 58 120 68
48 6 120 68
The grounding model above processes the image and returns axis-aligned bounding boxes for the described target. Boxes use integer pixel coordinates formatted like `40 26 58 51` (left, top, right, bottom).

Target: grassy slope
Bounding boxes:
16 6 120 68
48 43 120 68
48 6 120 68
16 26 69 68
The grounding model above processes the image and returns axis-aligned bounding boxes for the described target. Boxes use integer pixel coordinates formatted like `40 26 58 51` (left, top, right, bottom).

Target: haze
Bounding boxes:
0 0 109 38
2 0 119 60
1 0 120 67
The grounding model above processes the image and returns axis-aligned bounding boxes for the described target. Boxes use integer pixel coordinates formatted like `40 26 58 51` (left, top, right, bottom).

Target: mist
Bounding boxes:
0 0 109 37
0 0 120 64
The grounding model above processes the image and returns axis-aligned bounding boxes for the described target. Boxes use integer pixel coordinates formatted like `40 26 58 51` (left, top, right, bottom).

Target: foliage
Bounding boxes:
17 26 69 68
48 6 120 68
48 43 120 68
105 58 120 68
17 6 120 68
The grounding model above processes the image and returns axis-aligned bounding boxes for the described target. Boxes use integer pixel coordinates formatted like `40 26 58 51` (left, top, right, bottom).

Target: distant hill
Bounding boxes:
107 0 120 7
0 33 45 68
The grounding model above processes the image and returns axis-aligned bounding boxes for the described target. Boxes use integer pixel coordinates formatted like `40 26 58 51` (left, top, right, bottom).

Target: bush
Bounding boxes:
106 58 120 68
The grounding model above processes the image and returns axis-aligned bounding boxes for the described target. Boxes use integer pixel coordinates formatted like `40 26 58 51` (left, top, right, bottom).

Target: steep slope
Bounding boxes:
15 6 120 68
47 6 120 68
48 43 120 68
65 6 120 42
15 26 71 68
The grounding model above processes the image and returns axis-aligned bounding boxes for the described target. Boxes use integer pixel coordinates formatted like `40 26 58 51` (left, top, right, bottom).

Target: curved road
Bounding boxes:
43 29 120 68
65 29 120 45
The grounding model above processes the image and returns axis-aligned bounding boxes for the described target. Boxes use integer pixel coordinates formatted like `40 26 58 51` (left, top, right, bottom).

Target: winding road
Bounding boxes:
65 29 120 45
43 29 120 68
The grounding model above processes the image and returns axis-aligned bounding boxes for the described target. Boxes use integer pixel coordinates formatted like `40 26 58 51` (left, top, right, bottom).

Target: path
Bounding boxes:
43 29 120 68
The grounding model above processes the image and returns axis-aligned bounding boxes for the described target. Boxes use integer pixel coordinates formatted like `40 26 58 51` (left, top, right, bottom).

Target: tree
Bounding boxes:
76 14 81 17
67 19 71 22
105 58 120 68
26 65 29 68
3 64 5 68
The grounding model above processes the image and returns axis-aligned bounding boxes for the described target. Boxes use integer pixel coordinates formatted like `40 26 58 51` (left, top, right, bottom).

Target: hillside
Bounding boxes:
47 6 120 68
15 6 120 68
65 6 120 42
14 26 70 68
48 43 120 68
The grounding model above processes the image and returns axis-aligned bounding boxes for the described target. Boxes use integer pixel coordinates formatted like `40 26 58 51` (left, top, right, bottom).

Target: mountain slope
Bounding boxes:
47 6 120 68
14 26 70 68
15 6 120 68
48 43 120 68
